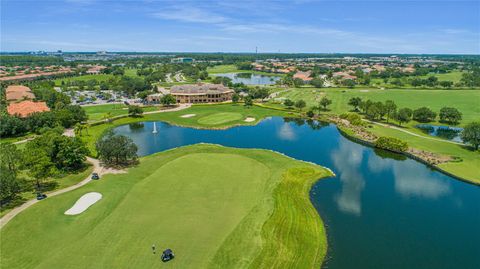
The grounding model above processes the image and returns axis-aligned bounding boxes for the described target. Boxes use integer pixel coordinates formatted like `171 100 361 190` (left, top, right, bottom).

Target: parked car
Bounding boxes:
91 173 100 180
36 193 47 200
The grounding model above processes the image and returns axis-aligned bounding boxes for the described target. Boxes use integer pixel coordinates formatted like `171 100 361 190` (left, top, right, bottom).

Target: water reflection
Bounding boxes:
331 139 365 216
277 123 297 141
367 153 451 199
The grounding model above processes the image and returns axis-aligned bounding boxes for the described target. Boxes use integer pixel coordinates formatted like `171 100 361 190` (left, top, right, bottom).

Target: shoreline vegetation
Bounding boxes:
79 103 479 185
0 144 333 268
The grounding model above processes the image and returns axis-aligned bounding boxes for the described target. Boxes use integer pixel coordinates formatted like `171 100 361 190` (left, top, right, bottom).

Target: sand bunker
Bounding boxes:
181 114 196 118
65 192 102 215
360 90 370 92
244 117 256 122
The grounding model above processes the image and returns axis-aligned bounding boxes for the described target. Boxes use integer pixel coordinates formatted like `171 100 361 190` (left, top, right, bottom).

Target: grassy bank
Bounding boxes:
0 144 332 269
79 104 294 155
367 124 480 183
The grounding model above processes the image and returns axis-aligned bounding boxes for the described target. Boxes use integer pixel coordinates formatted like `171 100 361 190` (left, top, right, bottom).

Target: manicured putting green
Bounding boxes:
197 112 244 125
0 144 332 269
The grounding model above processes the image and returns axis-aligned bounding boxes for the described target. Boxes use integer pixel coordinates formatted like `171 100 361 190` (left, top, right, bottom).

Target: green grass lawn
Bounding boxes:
419 71 464 83
367 124 480 183
54 74 115 86
80 104 294 155
83 104 159 122
54 69 139 86
275 87 480 124
0 144 332 269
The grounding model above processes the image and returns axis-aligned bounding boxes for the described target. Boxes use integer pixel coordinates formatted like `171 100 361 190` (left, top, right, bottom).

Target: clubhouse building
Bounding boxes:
170 83 234 104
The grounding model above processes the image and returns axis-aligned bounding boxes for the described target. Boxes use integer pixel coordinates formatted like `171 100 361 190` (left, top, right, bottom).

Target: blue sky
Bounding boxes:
1 0 479 54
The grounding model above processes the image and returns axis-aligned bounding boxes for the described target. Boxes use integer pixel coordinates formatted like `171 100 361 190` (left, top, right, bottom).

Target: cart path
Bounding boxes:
364 119 464 146
0 157 124 229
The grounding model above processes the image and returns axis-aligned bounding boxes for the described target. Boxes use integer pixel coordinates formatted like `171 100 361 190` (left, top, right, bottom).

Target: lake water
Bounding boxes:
114 118 480 269
213 72 281 85
416 124 464 143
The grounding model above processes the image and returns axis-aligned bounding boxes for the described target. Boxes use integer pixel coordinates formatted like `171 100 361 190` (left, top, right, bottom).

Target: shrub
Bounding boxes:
375 136 408 152
340 113 363 126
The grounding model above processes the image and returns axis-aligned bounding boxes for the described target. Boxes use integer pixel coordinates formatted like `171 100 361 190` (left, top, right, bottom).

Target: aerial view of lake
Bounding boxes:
114 118 480 269
213 72 281 85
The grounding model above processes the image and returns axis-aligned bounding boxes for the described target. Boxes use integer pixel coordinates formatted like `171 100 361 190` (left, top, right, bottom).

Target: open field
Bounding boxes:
83 104 158 121
419 71 464 82
80 104 293 155
54 69 139 86
54 74 115 85
0 144 332 269
274 87 480 124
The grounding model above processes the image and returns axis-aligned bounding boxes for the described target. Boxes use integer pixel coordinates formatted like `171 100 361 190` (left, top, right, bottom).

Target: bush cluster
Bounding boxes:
375 136 408 152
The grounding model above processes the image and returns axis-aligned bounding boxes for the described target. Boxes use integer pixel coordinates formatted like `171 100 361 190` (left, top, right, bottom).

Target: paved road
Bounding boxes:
0 156 125 229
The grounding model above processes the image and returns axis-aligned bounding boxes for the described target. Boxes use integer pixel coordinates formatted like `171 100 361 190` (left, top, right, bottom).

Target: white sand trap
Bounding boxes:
360 90 370 92
65 192 102 215
244 117 256 122
180 114 196 118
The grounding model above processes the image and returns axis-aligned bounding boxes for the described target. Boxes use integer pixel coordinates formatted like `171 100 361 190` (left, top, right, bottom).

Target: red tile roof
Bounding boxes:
5 85 35 101
7 101 50 117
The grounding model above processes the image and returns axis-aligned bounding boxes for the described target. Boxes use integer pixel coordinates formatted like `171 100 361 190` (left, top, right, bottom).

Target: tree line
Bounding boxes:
1 130 89 207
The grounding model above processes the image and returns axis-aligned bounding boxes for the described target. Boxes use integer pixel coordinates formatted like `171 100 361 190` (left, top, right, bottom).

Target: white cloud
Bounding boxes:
153 6 227 24
331 140 365 216
277 123 297 141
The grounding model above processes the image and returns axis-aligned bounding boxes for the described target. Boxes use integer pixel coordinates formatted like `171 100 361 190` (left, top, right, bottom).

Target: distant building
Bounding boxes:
333 71 357 80
146 93 163 104
7 100 50 117
170 83 234 103
5 85 35 101
86 65 107 74
171 57 194 63
293 71 313 82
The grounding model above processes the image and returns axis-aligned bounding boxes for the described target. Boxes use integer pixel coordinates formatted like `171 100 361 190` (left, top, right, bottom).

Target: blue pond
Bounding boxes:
416 124 464 143
213 72 281 85
114 117 480 269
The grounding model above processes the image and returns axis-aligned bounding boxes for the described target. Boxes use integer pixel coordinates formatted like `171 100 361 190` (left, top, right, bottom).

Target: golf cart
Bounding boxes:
36 192 47 200
91 173 100 180
161 249 174 262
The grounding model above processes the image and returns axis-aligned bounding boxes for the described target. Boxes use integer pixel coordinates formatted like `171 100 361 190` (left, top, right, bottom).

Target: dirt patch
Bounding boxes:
407 148 453 165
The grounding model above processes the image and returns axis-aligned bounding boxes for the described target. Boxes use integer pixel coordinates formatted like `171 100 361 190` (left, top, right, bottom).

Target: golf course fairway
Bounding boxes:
0 144 333 269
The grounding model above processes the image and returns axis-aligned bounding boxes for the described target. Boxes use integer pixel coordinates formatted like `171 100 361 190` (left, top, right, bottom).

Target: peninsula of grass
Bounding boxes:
80 103 294 155
0 144 333 269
